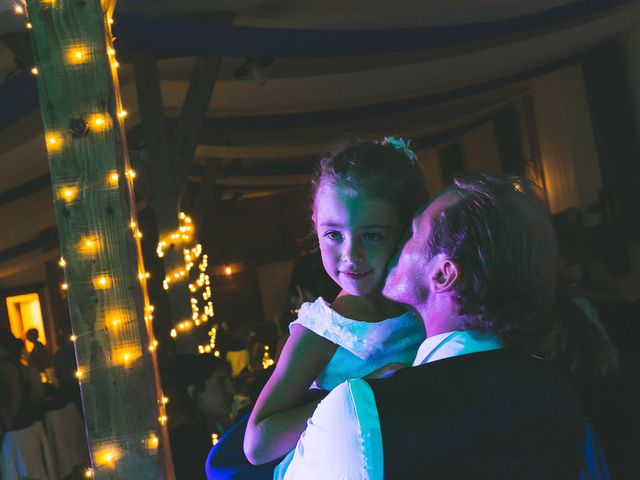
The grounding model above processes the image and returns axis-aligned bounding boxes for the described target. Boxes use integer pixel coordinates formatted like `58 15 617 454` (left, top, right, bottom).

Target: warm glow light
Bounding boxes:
87 113 111 132
147 434 159 449
75 369 82 379
158 415 168 425
108 17 114 25
61 283 68 291
31 67 38 75
14 5 24 14
84 467 93 478
212 433 219 446
162 396 169 404
79 235 100 255
92 275 112 290
224 266 232 276
59 186 78 203
126 169 136 179
112 347 141 367
107 47 115 56
117 110 128 118
70 335 77 342
112 60 119 69
26 22 32 29
106 310 126 329
45 133 63 153
108 171 119 187
95 446 120 468
58 257 66 267
170 329 177 338
66 46 90 65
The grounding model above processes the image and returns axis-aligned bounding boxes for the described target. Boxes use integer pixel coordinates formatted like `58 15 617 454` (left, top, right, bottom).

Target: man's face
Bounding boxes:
382 191 459 308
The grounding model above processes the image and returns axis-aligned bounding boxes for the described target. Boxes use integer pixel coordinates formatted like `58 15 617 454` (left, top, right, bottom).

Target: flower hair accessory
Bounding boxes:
381 136 418 163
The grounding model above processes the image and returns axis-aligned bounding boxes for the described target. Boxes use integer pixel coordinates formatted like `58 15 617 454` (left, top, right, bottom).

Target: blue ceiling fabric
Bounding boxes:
111 0 634 57
0 0 634 132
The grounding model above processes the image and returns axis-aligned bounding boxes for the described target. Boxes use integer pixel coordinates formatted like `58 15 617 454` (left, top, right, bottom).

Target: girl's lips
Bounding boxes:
340 270 372 279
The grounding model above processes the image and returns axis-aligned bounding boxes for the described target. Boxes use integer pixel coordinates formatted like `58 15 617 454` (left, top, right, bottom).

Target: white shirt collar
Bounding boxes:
413 330 503 366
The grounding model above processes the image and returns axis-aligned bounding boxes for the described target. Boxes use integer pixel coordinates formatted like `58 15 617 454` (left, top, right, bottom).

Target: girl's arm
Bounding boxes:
244 324 337 465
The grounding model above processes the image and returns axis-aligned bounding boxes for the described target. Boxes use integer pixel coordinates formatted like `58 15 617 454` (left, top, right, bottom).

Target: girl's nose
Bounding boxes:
342 240 364 264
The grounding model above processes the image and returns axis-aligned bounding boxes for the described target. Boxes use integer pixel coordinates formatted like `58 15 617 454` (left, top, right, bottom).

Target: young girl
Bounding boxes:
242 137 429 467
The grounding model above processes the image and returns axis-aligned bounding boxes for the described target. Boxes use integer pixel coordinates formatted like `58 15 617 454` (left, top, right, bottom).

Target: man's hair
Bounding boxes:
426 174 558 349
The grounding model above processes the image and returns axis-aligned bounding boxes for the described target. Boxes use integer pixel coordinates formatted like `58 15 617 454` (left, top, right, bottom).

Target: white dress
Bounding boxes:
289 297 425 390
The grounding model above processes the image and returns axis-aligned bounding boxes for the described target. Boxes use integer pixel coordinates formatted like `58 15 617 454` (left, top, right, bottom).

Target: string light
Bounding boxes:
46 133 63 153
14 5 24 14
58 257 66 267
75 369 83 379
224 265 232 276
117 110 128 118
92 275 112 290
84 468 93 478
61 283 68 291
70 335 77 342
66 45 90 65
212 433 219 446
107 171 119 187
79 235 100 254
59 185 79 203
26 22 32 29
262 345 274 369
95 446 120 468
146 434 159 449
31 66 38 75
87 113 111 132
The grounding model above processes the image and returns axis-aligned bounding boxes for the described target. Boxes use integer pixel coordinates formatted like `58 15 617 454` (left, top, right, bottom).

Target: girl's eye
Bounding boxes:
363 232 384 242
324 231 343 241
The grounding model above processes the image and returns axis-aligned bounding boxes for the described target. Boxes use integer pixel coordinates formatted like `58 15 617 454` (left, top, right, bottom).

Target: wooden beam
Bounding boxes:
172 56 222 190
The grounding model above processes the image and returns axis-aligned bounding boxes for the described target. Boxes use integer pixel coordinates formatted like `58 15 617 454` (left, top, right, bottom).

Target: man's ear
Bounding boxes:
430 257 459 293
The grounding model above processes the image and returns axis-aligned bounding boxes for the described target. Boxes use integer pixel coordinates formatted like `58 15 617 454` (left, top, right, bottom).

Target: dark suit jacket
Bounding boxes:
367 349 584 479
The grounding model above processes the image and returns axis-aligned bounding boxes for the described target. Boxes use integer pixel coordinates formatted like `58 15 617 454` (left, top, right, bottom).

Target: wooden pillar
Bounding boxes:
133 53 221 353
26 1 173 478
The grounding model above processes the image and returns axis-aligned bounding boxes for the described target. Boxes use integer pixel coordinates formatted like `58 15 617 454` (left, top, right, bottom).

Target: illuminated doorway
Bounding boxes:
6 293 46 352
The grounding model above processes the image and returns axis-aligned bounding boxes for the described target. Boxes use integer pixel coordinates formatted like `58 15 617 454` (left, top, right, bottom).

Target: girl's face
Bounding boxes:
315 184 402 300
195 366 235 422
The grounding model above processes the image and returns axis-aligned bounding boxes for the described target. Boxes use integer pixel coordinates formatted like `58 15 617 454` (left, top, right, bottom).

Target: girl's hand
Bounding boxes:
364 362 407 379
